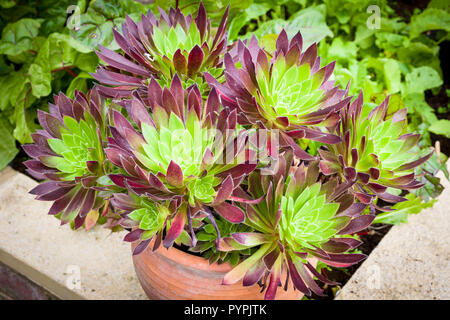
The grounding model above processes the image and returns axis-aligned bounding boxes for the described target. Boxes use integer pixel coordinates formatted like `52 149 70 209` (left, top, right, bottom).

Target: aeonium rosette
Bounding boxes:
217 153 374 299
319 92 434 207
23 88 112 229
205 30 351 160
106 74 259 254
93 3 229 100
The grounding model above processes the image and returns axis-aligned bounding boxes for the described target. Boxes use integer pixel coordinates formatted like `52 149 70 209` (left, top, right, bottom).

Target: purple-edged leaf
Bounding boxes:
36 186 73 201
337 202 367 217
305 261 339 285
228 195 264 204
131 99 153 129
29 181 60 196
276 29 289 54
367 182 387 194
353 192 373 204
296 259 325 296
163 206 187 249
124 229 144 242
195 2 207 40
79 189 96 217
357 172 370 184
344 167 356 180
109 174 127 188
132 239 151 255
320 240 351 253
300 43 317 67
173 49 187 74
96 45 151 77
86 161 99 174
337 215 375 235
153 230 163 252
213 175 233 205
329 237 362 249
47 188 77 215
264 255 282 300
231 232 269 247
187 45 204 77
287 257 310 295
242 260 266 287
263 249 280 271
214 202 245 223
369 167 380 180
113 110 134 138
60 188 88 224
281 133 315 160
218 163 257 180
377 192 407 203
313 252 367 268
166 160 184 187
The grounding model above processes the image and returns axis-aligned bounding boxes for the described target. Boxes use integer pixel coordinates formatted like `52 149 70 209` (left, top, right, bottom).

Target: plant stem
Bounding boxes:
51 66 77 77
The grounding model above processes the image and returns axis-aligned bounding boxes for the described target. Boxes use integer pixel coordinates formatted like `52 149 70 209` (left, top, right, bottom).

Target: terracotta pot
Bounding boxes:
132 241 312 300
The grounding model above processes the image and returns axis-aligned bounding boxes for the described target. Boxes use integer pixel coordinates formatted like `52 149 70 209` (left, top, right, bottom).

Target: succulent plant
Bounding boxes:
93 3 229 100
319 93 434 206
205 30 351 160
106 75 258 253
190 215 255 266
218 154 373 299
110 192 172 254
23 88 111 229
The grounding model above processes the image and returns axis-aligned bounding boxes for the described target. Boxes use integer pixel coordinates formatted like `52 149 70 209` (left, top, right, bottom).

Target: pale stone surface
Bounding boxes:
337 162 450 300
0 167 146 300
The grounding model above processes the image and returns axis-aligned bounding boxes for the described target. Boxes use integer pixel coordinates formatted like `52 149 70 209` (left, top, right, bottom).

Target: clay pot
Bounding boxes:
132 242 307 300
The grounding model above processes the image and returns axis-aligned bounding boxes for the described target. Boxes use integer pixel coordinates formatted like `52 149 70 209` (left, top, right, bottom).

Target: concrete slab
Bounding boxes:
337 162 450 300
0 167 146 300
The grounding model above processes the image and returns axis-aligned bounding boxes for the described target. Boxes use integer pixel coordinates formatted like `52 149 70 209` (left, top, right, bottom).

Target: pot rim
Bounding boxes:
133 239 234 273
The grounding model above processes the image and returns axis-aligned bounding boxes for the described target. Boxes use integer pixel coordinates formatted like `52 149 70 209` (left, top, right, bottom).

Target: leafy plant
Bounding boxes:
17 1 446 300
320 93 433 205
92 3 229 98
105 76 257 254
0 0 154 171
218 156 370 299
206 30 349 159
22 88 112 229
190 216 254 266
222 0 449 199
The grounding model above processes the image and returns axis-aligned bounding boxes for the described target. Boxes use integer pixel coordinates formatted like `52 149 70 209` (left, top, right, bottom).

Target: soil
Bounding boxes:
388 0 430 22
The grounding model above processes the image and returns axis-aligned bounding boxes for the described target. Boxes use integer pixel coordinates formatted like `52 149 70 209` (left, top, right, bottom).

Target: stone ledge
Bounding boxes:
0 167 146 300
336 162 450 300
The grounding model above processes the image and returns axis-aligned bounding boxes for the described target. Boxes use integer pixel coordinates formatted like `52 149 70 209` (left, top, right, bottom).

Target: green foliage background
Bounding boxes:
0 0 448 223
